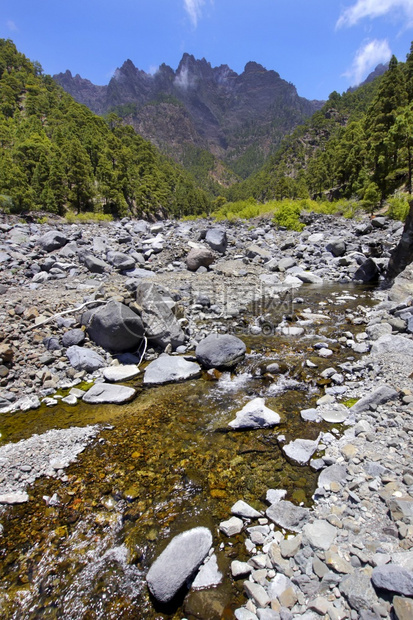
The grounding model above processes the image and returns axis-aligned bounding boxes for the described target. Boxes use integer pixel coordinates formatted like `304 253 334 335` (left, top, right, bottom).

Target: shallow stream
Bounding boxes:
0 284 376 619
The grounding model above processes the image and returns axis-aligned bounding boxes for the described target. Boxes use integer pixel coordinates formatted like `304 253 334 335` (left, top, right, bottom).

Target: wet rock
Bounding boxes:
205 228 227 254
231 500 262 518
231 561 253 578
186 247 215 271
282 437 320 465
66 345 105 372
83 300 144 353
229 398 281 430
191 553 222 589
318 404 349 423
196 334 246 369
371 564 413 595
219 516 243 536
143 354 201 385
146 527 212 603
38 230 69 252
135 282 185 349
266 500 310 533
82 382 136 404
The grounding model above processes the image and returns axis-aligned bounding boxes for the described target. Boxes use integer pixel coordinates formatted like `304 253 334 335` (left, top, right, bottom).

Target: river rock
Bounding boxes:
353 258 379 282
135 282 185 349
83 254 109 274
106 250 135 271
38 230 69 252
62 328 85 348
146 527 213 603
339 570 378 611
82 383 136 404
196 334 246 369
302 520 337 550
350 385 398 414
266 500 310 532
83 300 144 353
231 500 262 519
143 354 201 384
282 437 320 465
186 247 215 271
371 564 413 595
393 596 413 620
231 561 253 578
102 365 140 382
220 516 243 536
66 345 105 372
191 554 222 589
229 398 281 430
318 464 347 488
371 334 413 356
326 238 346 257
0 491 29 504
205 228 227 254
318 403 350 423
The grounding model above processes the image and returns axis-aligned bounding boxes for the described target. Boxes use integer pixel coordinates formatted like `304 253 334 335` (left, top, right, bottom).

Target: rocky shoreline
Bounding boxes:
1 211 413 618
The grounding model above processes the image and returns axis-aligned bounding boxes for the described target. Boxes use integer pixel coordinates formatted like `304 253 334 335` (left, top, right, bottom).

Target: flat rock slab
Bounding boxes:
143 355 201 385
0 491 29 504
146 527 212 602
303 519 337 551
82 383 136 404
319 403 349 423
318 464 348 489
229 397 281 430
196 334 246 369
371 334 413 357
351 385 398 414
282 437 320 465
266 500 310 532
103 365 140 382
191 553 222 589
372 564 413 595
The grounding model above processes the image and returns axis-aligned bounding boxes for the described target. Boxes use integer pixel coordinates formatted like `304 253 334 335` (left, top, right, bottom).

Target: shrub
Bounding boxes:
387 193 411 221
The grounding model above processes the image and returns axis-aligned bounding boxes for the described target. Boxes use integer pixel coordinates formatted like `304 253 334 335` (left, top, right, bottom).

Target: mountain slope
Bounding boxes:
54 54 324 180
0 39 209 217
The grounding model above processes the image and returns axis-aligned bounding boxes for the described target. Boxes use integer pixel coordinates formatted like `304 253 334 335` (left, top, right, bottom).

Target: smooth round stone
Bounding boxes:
103 365 140 382
319 404 349 423
82 383 136 404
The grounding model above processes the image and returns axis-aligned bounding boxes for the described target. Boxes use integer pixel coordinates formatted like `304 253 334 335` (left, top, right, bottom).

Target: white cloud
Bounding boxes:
183 0 206 28
6 20 18 32
337 0 413 29
344 39 392 85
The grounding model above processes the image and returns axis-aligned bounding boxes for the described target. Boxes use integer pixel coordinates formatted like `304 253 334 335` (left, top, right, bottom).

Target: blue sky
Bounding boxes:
2 1 413 100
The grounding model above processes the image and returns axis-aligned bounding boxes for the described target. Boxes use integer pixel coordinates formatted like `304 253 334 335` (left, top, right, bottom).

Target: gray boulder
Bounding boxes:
135 282 185 349
350 385 398 414
326 238 346 257
340 570 378 611
186 247 215 271
205 228 227 254
146 527 212 603
266 500 310 533
66 345 105 372
228 398 281 429
371 334 413 357
318 464 347 488
83 254 109 274
62 329 85 348
371 564 413 595
106 250 135 271
143 354 201 385
196 334 246 369
103 365 140 382
282 437 320 465
82 382 136 404
353 258 379 283
83 300 144 353
38 230 69 252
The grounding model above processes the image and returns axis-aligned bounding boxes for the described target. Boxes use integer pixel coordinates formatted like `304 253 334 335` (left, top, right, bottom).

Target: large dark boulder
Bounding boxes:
82 300 144 353
195 334 246 369
135 282 185 349
353 258 379 283
205 228 227 254
38 230 69 252
106 251 135 271
386 200 413 281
